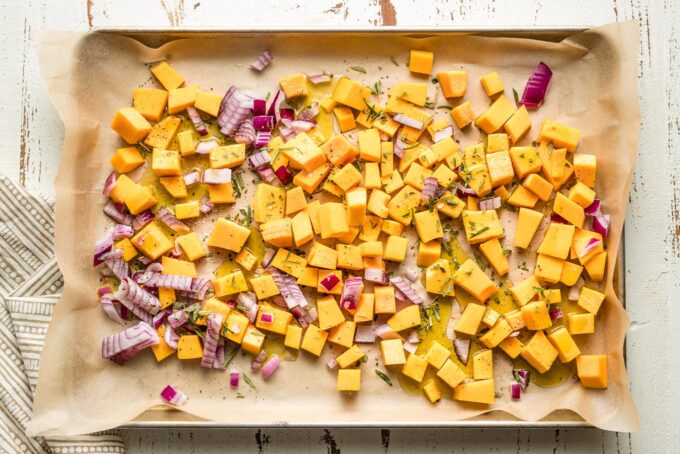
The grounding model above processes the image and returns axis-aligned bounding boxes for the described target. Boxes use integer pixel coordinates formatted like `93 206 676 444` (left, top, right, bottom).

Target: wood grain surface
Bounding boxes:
1 0 677 452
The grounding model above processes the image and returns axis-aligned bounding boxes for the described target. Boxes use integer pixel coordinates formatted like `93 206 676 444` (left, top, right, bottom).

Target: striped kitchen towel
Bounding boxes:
0 175 126 454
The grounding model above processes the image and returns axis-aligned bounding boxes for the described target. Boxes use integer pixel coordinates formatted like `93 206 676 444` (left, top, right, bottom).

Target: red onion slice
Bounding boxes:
255 131 272 148
479 196 502 211
308 72 332 84
152 309 171 328
568 276 585 301
202 168 232 185
103 171 117 197
519 61 552 109
218 86 254 136
511 381 522 400
261 354 281 379
375 324 401 340
550 212 569 224
274 165 293 185
142 273 193 291
230 370 240 387
578 238 601 259
364 268 388 285
168 309 189 329
279 108 295 122
422 177 438 204
340 276 363 309
104 201 133 226
549 308 563 321
320 273 340 291
113 224 134 240
118 276 161 315
403 341 417 354
432 126 453 143
404 268 420 283
183 171 200 186
156 207 191 234
267 90 281 117
199 197 214 214
102 322 159 365
132 210 154 231
195 140 219 155
453 338 470 365
235 120 256 145
253 99 267 116
513 369 531 390
297 103 319 122
262 248 276 267
585 199 601 216
160 384 188 406
100 294 126 326
354 325 377 343
250 49 273 71
268 267 307 308
251 350 268 371
248 150 271 169
186 106 208 136
393 113 423 130
201 313 223 368
455 184 477 198
289 306 310 328
592 212 610 239
213 341 226 368
253 115 275 131
106 258 129 281
164 323 179 349
390 277 424 305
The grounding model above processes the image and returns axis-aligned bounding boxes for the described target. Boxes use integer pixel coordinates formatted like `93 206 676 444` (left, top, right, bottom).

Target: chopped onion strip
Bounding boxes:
156 207 191 234
201 313 223 368
519 61 553 109
160 384 188 406
392 113 423 130
101 322 159 365
195 139 219 155
453 338 471 365
250 49 273 71
202 168 232 184
340 276 363 309
261 354 281 379
186 106 208 136
389 276 424 305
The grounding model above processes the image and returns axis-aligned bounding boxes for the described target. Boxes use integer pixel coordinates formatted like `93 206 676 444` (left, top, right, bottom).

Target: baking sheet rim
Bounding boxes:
90 26 622 430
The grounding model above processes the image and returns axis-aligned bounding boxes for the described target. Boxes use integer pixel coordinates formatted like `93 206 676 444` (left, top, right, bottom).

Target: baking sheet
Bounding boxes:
27 22 640 436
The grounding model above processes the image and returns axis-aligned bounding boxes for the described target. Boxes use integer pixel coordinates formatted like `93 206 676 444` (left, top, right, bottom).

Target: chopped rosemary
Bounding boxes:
375 369 393 386
437 105 453 110
223 347 240 368
513 88 520 106
351 66 367 74
243 373 257 390
390 56 399 66
236 391 245 398
469 226 490 238
371 80 383 95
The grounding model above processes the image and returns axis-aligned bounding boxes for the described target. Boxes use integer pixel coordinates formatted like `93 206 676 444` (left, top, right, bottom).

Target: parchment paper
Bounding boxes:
28 22 640 435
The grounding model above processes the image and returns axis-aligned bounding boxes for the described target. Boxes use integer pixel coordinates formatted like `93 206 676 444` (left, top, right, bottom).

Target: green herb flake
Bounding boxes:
513 88 520 107
351 66 367 74
243 373 257 390
390 56 399 66
469 226 490 238
375 369 393 386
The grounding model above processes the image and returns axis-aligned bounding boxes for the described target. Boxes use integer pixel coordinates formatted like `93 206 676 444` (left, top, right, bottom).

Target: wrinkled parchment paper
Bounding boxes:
28 22 640 436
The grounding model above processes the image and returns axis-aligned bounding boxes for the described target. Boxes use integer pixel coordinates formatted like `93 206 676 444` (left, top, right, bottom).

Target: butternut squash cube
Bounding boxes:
387 185 422 225
144 116 181 149
301 324 328 356
241 325 265 355
573 153 597 188
177 335 203 359
296 267 319 287
423 379 442 403
261 218 293 248
279 73 309 99
358 215 383 242
566 312 595 335
383 235 409 262
553 192 585 228
333 106 356 132
425 341 451 369
282 132 328 172
225 311 250 344
328 321 357 349
209 144 246 169
293 163 331 194
409 50 434 74
174 201 200 220
336 244 363 270
212 270 248 297
333 164 362 191
417 241 441 267
387 305 421 332
254 304 292 335
473 349 493 380
374 286 396 314
437 359 467 388
479 238 509 276
354 293 375 322
111 107 152 144
509 146 541 179
425 259 455 296
435 192 465 219
538 120 581 152
402 353 428 382
159 176 187 199
480 71 504 97
520 330 558 373
437 70 467 97
576 355 608 389
285 186 307 215
462 209 504 245
476 95 515 134
367 189 391 218
453 259 498 302
290 210 313 247
271 248 307 278
114 238 138 262
337 369 361 392
451 101 475 129
150 61 184 90
250 275 281 301
284 324 303 349
207 183 235 204
498 336 524 359
508 185 538 208
454 379 495 404
521 300 552 330
133 88 168 123
332 77 371 110
194 91 222 117
359 241 383 258
151 325 175 362
504 105 531 143
320 134 359 166
414 210 444 243
380 338 406 366
389 82 429 106
110 147 145 174
584 250 607 282
568 181 596 208
132 222 172 260
234 248 257 271
207 218 250 252
577 287 605 315
479 317 513 348
535 254 564 284
509 274 540 307
336 344 365 368
486 150 514 187
168 86 198 114
537 222 575 259
431 163 458 188
454 302 486 335
317 295 345 331
466 164 493 197
318 202 350 239
363 162 381 189
547 326 581 363
560 261 584 286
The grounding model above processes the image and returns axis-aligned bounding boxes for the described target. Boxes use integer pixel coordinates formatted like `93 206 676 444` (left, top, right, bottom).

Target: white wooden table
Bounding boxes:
1 0 677 452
